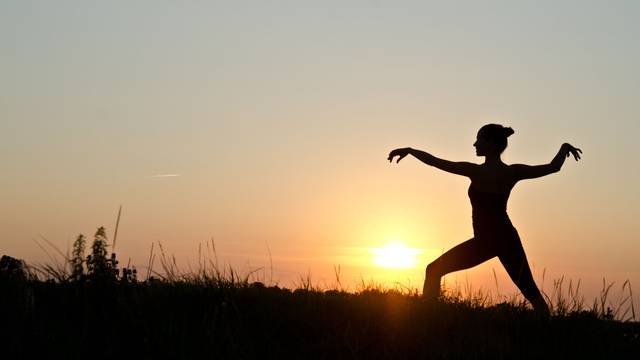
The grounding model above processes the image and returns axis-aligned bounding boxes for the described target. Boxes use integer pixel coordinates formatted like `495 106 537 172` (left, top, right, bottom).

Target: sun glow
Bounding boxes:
371 241 421 269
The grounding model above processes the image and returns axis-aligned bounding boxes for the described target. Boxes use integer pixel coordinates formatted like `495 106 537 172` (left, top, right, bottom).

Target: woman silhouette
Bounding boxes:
388 124 582 313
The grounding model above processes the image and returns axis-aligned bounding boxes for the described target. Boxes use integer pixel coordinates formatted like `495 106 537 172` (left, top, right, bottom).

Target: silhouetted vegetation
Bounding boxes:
1 227 638 359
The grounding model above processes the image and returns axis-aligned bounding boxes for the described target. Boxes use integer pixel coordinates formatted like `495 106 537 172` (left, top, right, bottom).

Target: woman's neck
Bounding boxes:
483 154 503 166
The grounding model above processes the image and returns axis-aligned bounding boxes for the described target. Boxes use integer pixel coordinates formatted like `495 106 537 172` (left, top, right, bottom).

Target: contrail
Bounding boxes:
150 174 181 178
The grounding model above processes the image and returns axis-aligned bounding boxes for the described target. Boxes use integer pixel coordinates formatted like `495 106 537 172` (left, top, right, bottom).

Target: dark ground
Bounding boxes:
2 278 639 359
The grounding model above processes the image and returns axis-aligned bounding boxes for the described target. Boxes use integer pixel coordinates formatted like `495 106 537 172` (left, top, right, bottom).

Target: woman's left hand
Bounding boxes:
563 143 582 161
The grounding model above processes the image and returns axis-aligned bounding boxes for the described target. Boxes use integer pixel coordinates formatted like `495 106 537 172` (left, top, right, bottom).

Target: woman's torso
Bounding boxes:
469 163 518 239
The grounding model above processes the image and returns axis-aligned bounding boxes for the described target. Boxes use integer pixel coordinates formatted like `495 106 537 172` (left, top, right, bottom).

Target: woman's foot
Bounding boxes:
531 298 551 319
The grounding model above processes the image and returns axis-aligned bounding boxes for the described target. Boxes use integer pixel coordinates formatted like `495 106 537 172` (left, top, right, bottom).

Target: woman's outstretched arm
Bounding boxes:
388 147 478 177
511 143 582 181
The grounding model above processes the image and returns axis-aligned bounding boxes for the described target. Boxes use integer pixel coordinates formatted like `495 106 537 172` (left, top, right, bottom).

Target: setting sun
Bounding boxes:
371 241 421 269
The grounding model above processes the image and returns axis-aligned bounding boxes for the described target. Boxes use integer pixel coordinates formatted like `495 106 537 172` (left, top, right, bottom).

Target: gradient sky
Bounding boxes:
2 1 639 307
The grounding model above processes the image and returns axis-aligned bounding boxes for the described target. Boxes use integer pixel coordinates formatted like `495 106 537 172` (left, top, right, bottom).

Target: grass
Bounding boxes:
1 230 639 359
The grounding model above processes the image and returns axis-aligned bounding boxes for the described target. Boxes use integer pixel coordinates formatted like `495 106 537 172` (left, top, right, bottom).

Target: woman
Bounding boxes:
387 124 582 313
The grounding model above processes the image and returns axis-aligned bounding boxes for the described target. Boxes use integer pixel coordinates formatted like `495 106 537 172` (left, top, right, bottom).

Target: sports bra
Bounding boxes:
468 183 515 233
468 184 510 215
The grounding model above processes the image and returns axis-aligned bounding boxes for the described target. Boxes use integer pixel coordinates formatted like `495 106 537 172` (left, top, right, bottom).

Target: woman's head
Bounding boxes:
474 124 514 156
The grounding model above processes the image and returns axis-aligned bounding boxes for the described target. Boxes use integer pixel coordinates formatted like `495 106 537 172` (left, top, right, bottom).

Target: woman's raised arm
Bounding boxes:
511 143 582 181
388 147 479 177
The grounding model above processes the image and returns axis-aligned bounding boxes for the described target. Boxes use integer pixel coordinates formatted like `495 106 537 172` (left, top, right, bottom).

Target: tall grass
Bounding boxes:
2 211 636 357
24 228 637 323
2 227 639 359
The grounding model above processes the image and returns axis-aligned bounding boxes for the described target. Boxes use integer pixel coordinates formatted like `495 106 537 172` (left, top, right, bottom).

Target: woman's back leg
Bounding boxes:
423 238 495 301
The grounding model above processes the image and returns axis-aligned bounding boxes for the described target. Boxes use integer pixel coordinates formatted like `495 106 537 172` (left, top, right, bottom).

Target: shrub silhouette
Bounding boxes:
0 255 27 280
65 226 137 283
84 227 118 282
70 234 85 281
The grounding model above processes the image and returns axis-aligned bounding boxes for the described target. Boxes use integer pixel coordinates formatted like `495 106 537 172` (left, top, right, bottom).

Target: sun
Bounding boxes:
371 241 421 269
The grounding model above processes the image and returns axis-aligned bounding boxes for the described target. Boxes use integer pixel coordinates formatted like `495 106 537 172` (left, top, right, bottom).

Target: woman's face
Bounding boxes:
473 131 495 156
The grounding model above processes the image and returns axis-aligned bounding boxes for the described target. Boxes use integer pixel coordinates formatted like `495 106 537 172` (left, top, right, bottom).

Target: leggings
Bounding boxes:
423 229 547 311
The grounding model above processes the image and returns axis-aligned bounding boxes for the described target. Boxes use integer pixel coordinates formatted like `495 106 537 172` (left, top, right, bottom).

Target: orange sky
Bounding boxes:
1 1 638 311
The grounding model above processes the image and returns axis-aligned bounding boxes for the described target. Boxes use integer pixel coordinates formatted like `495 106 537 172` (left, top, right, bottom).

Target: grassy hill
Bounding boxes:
2 227 638 359
2 274 639 359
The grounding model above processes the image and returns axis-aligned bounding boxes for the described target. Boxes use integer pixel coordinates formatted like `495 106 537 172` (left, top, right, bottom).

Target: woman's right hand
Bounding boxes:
562 143 582 161
388 147 412 163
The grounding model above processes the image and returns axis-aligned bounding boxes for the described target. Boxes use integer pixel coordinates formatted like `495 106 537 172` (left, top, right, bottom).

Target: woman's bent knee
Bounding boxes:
426 261 441 278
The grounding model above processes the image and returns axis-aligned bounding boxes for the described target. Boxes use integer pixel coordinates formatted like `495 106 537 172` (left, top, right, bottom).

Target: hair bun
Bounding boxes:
503 127 515 137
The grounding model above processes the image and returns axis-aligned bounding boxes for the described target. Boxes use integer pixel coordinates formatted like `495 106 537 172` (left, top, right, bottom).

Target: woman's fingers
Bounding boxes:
570 149 581 161
565 145 582 161
388 148 409 163
388 150 398 162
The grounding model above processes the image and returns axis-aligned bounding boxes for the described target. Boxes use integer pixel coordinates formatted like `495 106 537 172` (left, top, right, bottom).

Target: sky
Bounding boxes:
1 1 639 309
